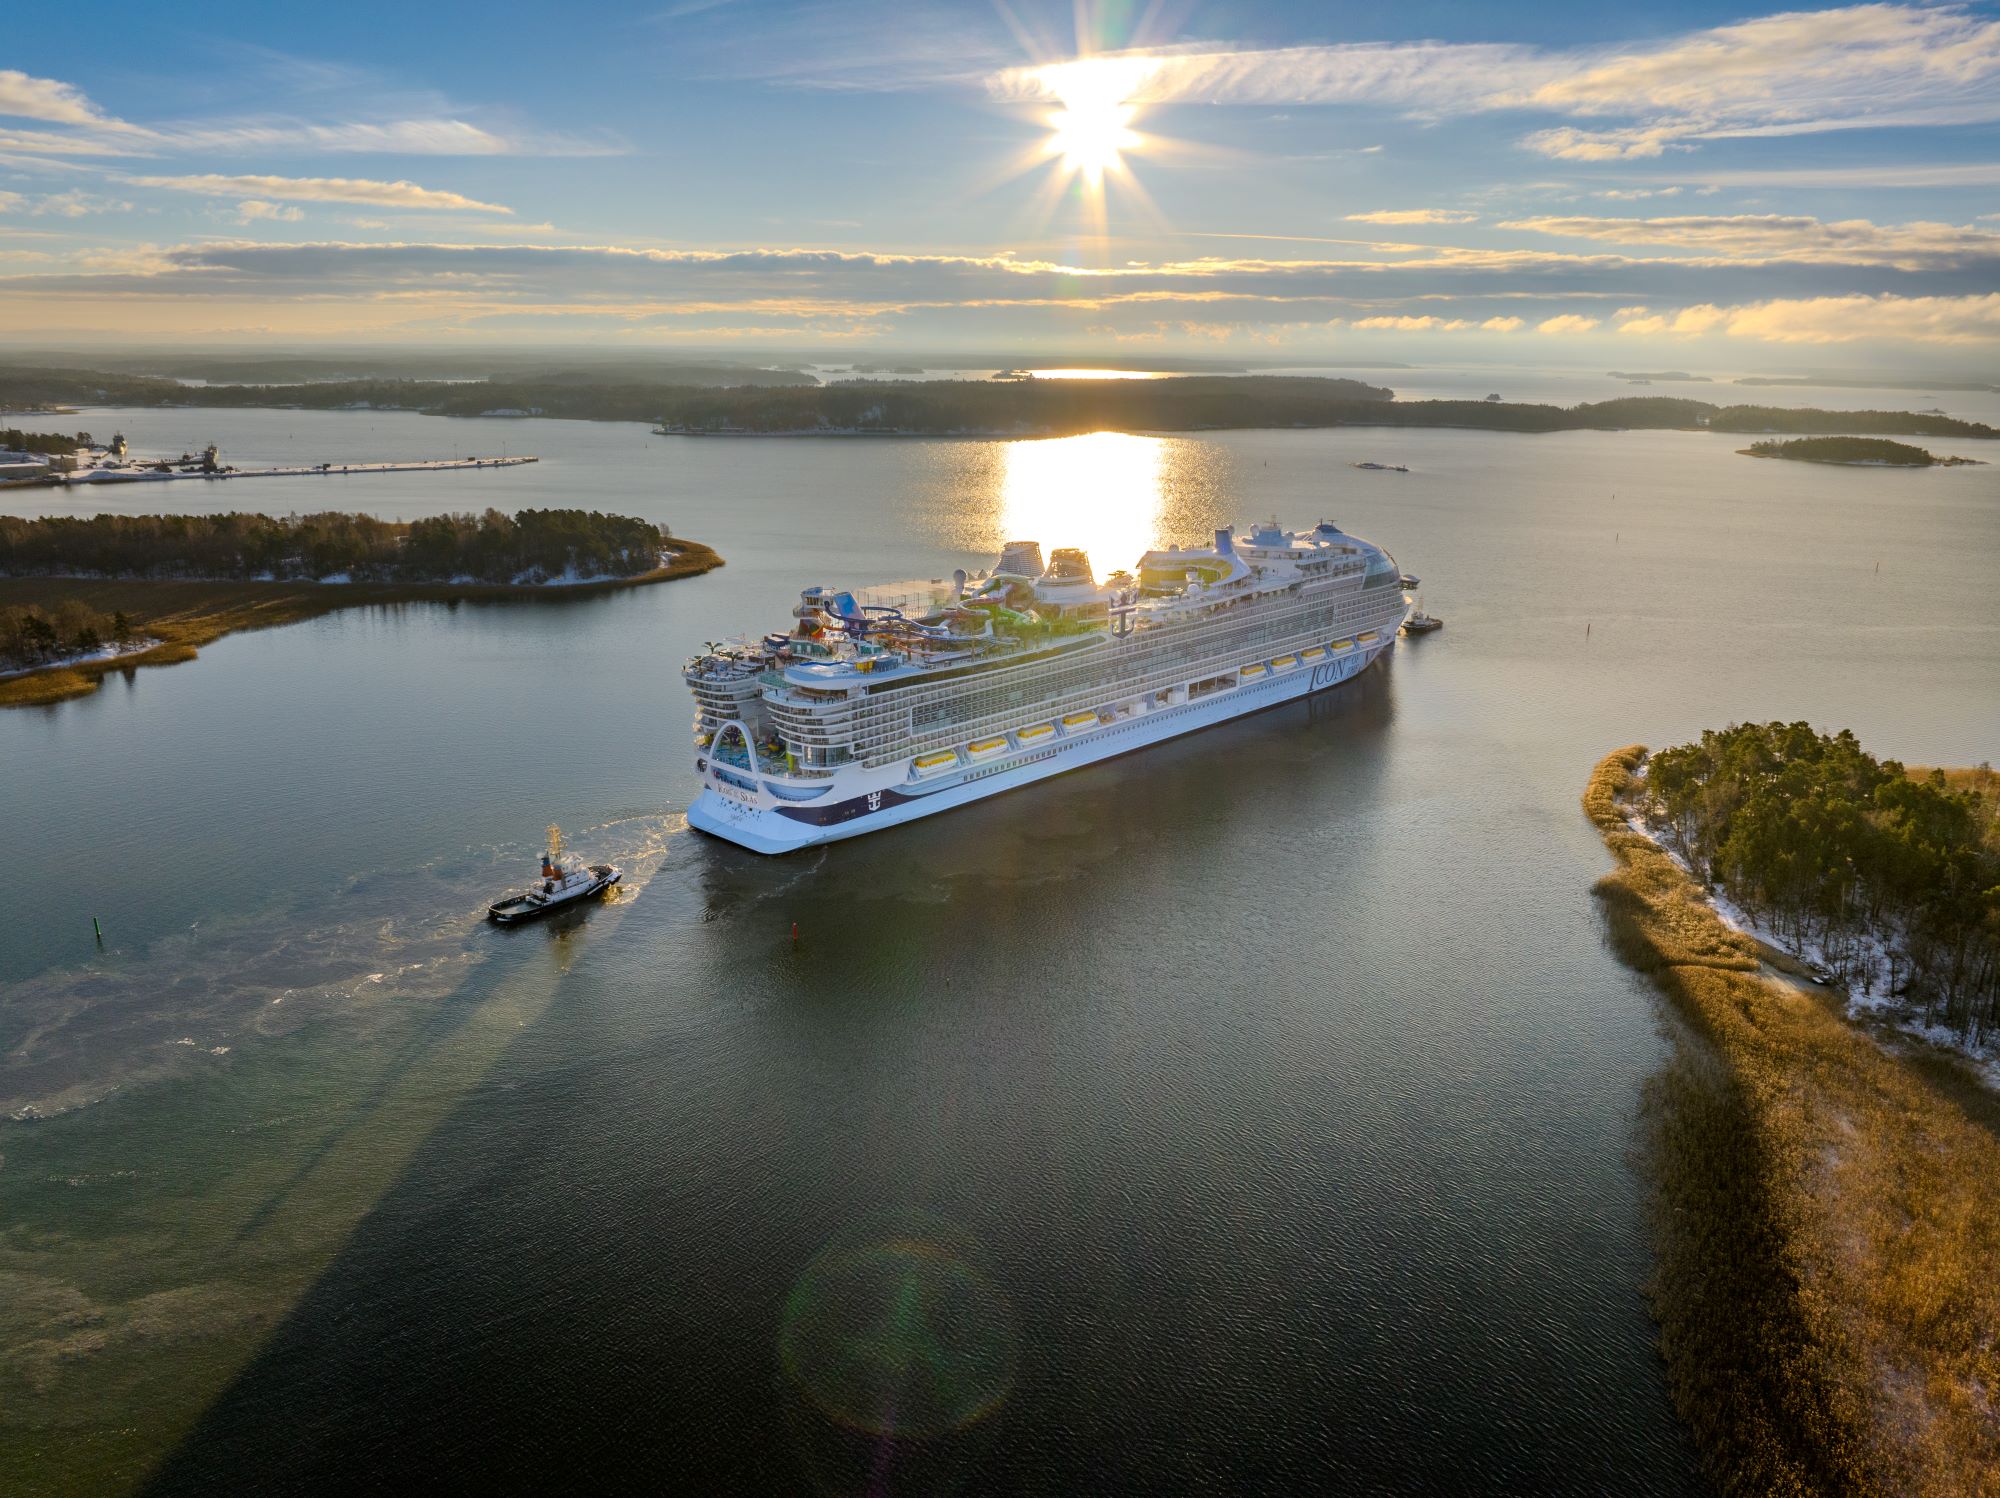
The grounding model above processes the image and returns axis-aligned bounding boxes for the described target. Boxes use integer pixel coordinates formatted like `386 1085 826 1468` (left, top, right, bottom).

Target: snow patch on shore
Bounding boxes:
1620 766 2000 1090
0 636 160 679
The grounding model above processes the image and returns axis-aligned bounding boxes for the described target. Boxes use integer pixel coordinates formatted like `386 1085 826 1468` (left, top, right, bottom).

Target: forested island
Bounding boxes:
1586 728 2000 1496
1608 370 1711 382
1741 436 1983 466
0 508 721 705
4 364 1993 440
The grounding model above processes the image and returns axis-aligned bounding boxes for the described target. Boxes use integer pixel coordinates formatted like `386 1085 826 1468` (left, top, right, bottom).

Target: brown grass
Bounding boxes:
0 539 722 708
1587 746 2000 1497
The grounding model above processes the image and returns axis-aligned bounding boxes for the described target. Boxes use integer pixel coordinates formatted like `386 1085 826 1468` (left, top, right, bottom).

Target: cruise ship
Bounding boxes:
684 520 1412 853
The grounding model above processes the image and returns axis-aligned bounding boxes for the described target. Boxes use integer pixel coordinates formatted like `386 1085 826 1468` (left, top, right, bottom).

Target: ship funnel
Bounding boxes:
1214 526 1234 556
996 540 1044 578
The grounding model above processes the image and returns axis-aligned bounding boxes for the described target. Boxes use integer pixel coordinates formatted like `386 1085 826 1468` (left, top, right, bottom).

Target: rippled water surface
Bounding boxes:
3 403 1996 1494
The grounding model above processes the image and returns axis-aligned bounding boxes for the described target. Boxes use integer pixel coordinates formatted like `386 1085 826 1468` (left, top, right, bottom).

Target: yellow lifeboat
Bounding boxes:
968 736 1008 759
1358 629 1380 643
1301 646 1326 661
1331 638 1354 651
913 749 961 776
1017 723 1055 744
1240 662 1267 678
1273 655 1299 670
1062 710 1099 731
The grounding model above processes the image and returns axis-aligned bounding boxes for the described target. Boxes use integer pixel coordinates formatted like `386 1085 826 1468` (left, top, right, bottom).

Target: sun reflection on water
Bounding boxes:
998 431 1168 576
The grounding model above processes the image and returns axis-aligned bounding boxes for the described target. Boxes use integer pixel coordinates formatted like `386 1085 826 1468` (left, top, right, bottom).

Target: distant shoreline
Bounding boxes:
0 539 723 708
7 367 1993 442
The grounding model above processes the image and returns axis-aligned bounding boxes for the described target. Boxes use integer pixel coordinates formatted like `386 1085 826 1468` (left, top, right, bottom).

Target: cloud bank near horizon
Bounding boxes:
5 233 1997 348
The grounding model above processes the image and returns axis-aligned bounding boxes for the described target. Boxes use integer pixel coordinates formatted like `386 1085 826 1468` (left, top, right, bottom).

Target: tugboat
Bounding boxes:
488 827 621 924
1402 593 1444 634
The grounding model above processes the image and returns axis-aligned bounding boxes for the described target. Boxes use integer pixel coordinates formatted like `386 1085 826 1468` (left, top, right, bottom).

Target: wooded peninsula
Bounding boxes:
1586 728 2000 1495
0 507 721 707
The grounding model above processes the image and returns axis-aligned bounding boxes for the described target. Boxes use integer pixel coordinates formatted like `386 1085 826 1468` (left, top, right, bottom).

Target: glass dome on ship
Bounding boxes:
684 520 1414 853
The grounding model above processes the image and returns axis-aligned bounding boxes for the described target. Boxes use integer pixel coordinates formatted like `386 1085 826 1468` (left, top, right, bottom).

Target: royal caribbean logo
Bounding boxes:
867 791 883 811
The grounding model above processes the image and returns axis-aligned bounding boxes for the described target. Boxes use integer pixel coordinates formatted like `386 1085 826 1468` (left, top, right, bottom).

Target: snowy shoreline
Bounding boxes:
0 636 160 679
1619 761 2000 1090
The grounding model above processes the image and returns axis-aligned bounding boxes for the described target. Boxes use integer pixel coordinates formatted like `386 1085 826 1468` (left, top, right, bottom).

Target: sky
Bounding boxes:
3 0 1998 369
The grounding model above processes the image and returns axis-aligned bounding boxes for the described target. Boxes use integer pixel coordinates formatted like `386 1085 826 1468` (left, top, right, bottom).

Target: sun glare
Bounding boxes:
1039 58 1155 187
1000 431 1167 572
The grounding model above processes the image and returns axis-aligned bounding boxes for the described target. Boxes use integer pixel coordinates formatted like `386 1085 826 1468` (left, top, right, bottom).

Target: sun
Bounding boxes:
1039 58 1154 187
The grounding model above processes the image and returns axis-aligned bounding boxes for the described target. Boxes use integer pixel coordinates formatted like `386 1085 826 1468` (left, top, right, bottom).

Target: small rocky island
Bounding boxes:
1739 436 1984 467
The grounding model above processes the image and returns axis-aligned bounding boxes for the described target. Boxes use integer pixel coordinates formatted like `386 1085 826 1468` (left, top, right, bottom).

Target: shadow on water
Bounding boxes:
224 906 606 1247
139 670 1411 1497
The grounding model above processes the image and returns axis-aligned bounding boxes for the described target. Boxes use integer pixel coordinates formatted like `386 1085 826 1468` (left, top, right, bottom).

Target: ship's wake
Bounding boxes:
1 812 686 1123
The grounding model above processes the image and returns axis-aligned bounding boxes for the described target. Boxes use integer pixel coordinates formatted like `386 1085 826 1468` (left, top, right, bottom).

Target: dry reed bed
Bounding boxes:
1586 745 2000 1496
0 539 723 708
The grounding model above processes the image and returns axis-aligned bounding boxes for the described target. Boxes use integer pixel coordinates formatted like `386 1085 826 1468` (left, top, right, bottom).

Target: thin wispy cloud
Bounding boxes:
0 68 618 160
1501 213 2000 270
1346 209 1479 225
234 200 307 224
128 174 515 213
990 4 2000 160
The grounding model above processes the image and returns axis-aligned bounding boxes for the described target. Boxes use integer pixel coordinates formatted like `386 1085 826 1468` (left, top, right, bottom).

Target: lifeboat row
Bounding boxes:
1238 636 1362 682
911 705 1119 778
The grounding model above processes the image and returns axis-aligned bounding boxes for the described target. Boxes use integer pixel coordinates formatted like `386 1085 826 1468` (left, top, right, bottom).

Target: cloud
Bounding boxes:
33 189 134 217
1657 162 2000 190
1350 314 1473 330
0 69 118 127
3 238 1995 348
1597 187 1681 200
1345 209 1478 225
0 188 133 217
990 5 2000 158
235 200 306 224
127 174 513 213
1500 213 2000 270
0 69 614 160
1615 293 2000 343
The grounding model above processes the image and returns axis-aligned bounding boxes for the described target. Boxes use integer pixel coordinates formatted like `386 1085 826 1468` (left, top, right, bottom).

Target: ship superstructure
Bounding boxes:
684 520 1411 852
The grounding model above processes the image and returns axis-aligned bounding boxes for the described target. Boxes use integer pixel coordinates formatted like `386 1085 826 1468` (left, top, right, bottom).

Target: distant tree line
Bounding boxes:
0 428 86 456
1647 722 1999 1045
0 509 671 585
0 364 1990 439
0 600 132 672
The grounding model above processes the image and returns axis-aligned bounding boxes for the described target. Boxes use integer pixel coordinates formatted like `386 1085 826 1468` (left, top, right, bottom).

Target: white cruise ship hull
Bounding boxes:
687 637 1391 854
